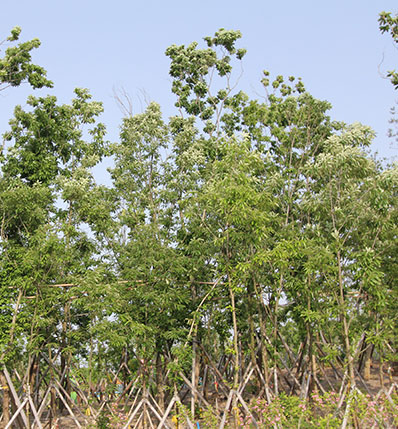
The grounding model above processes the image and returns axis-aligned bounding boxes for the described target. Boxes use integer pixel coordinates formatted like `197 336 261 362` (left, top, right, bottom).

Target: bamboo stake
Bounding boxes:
219 390 234 429
123 399 144 429
156 395 176 429
5 398 28 429
3 367 29 428
132 410 144 429
27 392 43 429
235 390 258 429
178 372 213 410
146 408 155 429
34 384 51 425
53 384 82 428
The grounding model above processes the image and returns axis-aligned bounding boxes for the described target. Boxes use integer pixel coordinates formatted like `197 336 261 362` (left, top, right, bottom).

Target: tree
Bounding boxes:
0 26 52 424
0 26 52 91
0 24 397 427
0 87 108 415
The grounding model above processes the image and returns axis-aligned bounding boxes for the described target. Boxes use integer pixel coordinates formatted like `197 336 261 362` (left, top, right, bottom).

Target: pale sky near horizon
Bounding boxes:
2 0 398 182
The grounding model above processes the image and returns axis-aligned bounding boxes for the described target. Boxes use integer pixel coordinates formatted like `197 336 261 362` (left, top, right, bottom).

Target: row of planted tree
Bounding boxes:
0 21 398 428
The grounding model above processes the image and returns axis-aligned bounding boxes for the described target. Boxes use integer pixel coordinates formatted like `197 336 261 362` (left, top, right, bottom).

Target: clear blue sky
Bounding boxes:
2 0 398 176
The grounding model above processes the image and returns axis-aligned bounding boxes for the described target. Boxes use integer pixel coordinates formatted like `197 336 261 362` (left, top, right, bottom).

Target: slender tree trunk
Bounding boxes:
191 338 197 418
29 354 39 408
247 281 260 391
253 282 271 397
143 383 148 429
190 280 198 418
89 335 93 396
337 250 355 387
228 275 239 391
226 273 240 429
363 345 373 381
155 352 165 411
59 300 71 412
248 307 260 392
272 275 284 396
306 290 318 396
0 370 10 426
49 347 57 424
202 364 209 400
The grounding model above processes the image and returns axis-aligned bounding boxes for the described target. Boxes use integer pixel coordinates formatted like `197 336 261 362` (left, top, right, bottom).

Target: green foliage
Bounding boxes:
2 89 106 185
379 11 398 89
0 79 108 368
95 409 111 429
0 27 52 90
238 391 398 428
166 29 246 126
0 23 397 419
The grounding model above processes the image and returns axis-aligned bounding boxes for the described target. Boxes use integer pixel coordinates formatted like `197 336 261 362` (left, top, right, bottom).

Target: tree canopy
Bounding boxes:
0 18 397 428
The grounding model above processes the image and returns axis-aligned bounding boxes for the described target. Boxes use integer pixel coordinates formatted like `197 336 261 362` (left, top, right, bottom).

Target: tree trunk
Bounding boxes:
337 250 355 387
307 292 318 396
227 273 239 429
0 370 10 426
362 343 373 381
254 282 271 398
155 352 165 411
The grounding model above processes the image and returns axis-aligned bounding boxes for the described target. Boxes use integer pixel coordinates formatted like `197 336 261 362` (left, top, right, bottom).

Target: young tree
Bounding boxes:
0 87 108 414
0 26 53 424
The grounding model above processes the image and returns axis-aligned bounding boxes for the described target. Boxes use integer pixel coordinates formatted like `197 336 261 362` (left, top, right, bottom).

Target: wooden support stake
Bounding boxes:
123 399 144 429
174 395 195 429
27 393 43 429
156 395 175 429
3 368 29 428
5 398 28 429
178 372 214 411
126 387 142 418
132 410 144 429
145 398 167 426
53 384 82 429
145 408 155 429
219 390 234 429
55 380 87 420
35 385 52 424
235 390 258 429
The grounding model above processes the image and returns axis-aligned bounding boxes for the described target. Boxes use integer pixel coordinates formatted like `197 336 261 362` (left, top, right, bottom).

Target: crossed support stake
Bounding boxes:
1 366 90 429
121 387 195 429
3 367 43 429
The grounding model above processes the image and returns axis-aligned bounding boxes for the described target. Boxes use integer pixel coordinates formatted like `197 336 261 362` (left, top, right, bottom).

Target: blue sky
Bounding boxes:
2 0 398 177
